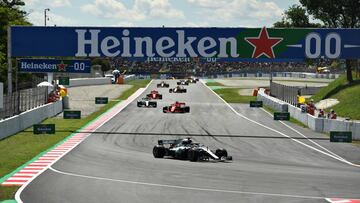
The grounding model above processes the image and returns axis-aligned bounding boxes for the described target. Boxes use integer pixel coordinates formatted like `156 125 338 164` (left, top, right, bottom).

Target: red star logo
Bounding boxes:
245 27 283 58
57 61 67 72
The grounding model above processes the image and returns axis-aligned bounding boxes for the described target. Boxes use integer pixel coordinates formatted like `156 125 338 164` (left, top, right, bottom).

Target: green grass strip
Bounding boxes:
0 187 18 203
0 79 150 201
213 88 256 104
205 82 225 86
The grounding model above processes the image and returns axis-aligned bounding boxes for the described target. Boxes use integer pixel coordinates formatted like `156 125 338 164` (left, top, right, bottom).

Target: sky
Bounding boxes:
23 0 300 27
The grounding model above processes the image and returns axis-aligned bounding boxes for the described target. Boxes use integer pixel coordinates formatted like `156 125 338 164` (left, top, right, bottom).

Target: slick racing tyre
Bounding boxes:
137 102 142 107
153 145 165 158
163 107 168 113
151 102 157 108
215 148 228 158
184 106 190 113
188 148 199 162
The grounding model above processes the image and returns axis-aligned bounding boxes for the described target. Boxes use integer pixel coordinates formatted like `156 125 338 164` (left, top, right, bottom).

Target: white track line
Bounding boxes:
200 80 360 168
49 166 326 200
259 108 348 161
15 80 153 203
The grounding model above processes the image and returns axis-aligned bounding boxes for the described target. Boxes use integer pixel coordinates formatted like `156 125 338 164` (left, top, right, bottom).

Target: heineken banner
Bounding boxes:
18 58 91 73
11 26 360 60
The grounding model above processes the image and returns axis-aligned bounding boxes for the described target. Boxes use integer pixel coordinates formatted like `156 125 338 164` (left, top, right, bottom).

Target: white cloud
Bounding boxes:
185 21 210 27
187 0 282 26
27 10 77 26
24 0 71 8
110 22 135 27
51 0 71 7
187 0 231 8
80 0 184 23
134 0 184 19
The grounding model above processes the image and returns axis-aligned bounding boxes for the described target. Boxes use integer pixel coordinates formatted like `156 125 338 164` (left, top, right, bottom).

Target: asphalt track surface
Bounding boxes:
20 80 360 203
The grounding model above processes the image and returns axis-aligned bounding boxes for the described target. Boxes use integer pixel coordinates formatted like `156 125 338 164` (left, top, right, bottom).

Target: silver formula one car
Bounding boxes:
169 86 187 93
186 77 198 83
153 138 232 162
177 80 189 85
137 98 157 108
157 81 170 88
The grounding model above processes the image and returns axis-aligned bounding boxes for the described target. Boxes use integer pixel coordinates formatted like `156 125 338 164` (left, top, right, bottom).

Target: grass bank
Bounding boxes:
0 79 150 201
311 73 360 120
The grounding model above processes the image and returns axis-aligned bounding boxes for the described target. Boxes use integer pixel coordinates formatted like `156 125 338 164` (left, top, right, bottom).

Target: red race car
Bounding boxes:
163 101 190 113
147 90 163 99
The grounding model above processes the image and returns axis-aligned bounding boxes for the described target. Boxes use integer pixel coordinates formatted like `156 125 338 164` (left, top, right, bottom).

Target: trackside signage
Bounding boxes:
11 26 360 60
18 59 91 73
250 101 263 107
95 97 108 104
63 110 81 119
330 131 352 143
59 76 70 85
33 124 55 134
274 112 290 120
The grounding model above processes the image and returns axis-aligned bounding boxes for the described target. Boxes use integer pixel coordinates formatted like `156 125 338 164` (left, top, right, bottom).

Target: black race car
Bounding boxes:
153 138 232 162
169 86 187 93
186 78 198 83
177 80 189 85
163 101 190 113
157 81 170 88
147 90 163 99
137 98 157 108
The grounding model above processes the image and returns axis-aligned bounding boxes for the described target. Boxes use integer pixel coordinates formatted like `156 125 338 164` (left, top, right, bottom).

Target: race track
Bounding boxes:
20 80 360 203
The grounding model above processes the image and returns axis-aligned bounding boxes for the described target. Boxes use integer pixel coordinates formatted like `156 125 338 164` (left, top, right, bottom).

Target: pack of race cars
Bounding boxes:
137 78 198 113
136 78 232 162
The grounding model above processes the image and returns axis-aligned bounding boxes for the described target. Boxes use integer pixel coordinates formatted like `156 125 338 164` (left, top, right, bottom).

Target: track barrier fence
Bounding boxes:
0 87 48 120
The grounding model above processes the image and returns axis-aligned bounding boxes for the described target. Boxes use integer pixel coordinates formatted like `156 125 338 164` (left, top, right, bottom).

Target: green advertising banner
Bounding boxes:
250 101 263 107
63 110 81 119
330 131 352 143
33 124 55 134
274 112 290 121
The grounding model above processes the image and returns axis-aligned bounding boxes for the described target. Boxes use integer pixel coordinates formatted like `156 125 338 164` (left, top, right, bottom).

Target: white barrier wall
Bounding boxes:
0 82 3 109
124 74 136 83
69 77 111 87
257 89 360 140
0 100 63 140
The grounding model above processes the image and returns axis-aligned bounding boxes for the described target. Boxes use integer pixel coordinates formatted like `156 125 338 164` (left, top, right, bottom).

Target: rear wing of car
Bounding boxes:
158 139 179 145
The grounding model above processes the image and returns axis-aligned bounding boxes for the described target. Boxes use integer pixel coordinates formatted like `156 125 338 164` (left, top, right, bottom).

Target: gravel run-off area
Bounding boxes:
58 84 132 117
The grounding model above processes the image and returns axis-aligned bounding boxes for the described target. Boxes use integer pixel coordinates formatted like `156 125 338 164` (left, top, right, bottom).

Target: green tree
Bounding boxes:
92 58 111 75
0 0 31 92
274 4 321 28
1 0 24 7
299 0 360 83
